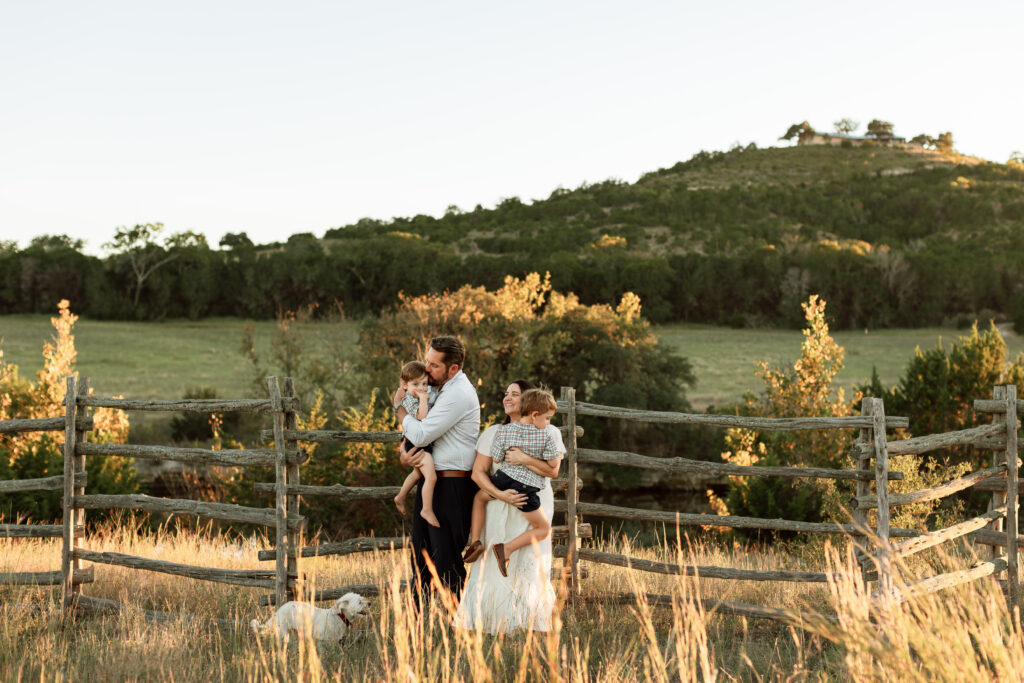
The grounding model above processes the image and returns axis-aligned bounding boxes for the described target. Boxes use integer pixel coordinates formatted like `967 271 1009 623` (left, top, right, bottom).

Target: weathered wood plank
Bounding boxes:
865 508 1008 565
894 557 1008 603
870 398 893 598
555 400 909 430
0 523 84 538
1005 385 1021 610
852 398 873 580
556 501 920 537
562 387 581 596
71 377 89 590
550 477 583 494
584 592 839 626
973 399 1024 414
259 581 411 607
253 482 401 500
969 528 1024 548
850 423 1007 458
79 443 308 467
855 464 1007 509
268 376 289 609
282 377 302 602
577 448 903 481
260 428 403 443
552 546 836 583
74 396 295 414
74 494 303 530
0 567 94 586
971 477 1024 493
0 417 94 434
61 375 78 609
73 548 276 588
258 536 407 561
70 595 247 631
0 472 85 493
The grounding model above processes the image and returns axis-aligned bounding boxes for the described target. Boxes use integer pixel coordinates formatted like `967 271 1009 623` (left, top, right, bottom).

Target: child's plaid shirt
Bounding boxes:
400 387 438 419
490 422 560 489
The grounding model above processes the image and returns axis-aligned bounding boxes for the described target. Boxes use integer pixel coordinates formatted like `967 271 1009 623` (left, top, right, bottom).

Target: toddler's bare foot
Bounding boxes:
394 495 407 515
420 508 441 528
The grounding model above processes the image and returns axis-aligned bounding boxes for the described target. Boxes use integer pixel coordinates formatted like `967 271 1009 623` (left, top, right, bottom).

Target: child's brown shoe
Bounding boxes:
462 540 484 563
493 543 509 577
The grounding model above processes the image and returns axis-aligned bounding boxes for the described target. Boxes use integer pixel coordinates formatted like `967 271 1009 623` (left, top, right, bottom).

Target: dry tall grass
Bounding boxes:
1 520 1020 681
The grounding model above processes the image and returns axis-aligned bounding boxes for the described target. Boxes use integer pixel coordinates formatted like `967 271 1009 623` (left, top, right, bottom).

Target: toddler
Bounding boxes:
393 361 440 527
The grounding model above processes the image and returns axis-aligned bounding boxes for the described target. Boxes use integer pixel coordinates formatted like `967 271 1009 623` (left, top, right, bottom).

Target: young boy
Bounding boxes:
463 388 559 577
392 361 440 527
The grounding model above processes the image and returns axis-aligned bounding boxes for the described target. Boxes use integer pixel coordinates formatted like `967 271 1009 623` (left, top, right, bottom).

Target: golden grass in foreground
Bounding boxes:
2 520 1022 681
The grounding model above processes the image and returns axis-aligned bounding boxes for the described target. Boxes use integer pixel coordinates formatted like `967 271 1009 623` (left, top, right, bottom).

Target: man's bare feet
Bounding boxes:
420 508 441 528
394 494 407 515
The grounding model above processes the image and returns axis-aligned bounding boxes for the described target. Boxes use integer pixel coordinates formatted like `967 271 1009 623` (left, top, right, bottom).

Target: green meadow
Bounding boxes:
3 314 1021 413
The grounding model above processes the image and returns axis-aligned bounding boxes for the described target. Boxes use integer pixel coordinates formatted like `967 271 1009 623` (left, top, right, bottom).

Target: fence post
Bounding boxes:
853 397 873 583
72 377 90 600
990 386 1008 563
560 387 580 597
282 377 302 602
267 376 289 609
1005 384 1019 611
870 397 893 598
60 375 78 612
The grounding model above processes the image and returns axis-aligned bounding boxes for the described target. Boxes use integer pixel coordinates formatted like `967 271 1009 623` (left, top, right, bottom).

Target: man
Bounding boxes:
399 335 480 604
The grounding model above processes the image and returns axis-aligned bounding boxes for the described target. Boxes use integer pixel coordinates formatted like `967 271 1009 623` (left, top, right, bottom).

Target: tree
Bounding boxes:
833 118 859 136
780 121 816 143
219 232 254 250
28 234 85 252
1009 151 1024 165
104 223 205 310
910 134 936 149
865 119 894 140
936 131 954 154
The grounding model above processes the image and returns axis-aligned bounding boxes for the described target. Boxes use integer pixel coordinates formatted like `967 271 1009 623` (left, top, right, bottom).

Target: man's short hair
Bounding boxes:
428 336 466 370
401 361 428 382
520 388 557 417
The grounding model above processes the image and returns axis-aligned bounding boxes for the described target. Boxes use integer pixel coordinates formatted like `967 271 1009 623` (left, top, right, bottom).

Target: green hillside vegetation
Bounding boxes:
4 145 1024 329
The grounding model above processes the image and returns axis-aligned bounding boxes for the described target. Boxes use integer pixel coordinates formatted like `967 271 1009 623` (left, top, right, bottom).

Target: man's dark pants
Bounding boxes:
411 474 477 607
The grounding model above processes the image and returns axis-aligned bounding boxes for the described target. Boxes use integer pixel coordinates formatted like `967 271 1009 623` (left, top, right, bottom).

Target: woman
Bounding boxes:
455 380 564 634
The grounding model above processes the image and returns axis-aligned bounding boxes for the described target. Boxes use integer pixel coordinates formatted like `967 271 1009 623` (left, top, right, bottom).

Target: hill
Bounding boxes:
318 144 1024 328
3 144 1024 328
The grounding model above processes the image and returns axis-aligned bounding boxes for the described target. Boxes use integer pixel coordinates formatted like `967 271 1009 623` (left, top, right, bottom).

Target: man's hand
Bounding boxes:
392 385 407 407
504 447 529 466
400 440 426 468
497 488 528 508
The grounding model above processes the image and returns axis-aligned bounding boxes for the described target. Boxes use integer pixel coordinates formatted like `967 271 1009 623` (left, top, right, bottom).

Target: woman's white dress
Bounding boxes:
454 424 565 634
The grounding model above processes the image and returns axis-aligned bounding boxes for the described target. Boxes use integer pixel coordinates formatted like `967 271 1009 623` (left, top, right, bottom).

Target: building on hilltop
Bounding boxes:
799 132 916 148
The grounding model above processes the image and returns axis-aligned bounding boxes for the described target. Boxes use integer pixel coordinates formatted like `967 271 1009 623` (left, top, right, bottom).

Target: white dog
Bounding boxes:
250 592 369 642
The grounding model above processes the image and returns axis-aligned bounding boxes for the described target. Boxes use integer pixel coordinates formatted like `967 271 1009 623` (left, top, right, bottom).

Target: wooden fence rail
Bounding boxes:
576 448 904 482
79 443 308 468
0 417 94 433
73 549 278 588
556 400 909 430
0 473 85 493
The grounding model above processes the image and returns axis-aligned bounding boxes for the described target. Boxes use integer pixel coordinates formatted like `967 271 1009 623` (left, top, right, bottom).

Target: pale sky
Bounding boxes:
2 1 1021 253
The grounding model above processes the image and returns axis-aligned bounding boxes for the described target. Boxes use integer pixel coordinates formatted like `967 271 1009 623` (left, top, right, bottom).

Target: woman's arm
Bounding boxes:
470 451 527 507
504 447 562 478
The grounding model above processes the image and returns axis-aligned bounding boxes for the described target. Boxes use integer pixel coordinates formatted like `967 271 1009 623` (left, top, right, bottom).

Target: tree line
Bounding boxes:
3 146 1024 330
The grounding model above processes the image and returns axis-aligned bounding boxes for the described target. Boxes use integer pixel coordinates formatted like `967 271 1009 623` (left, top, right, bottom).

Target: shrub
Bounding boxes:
0 300 136 523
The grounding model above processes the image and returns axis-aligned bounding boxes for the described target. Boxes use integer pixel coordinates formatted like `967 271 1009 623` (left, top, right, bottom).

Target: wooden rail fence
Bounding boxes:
1 376 1020 625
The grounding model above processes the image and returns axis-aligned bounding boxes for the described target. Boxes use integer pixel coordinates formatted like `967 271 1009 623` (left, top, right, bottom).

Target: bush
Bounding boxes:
0 300 137 523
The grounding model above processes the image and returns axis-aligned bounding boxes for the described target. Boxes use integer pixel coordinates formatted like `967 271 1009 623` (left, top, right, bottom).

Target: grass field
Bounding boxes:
3 314 1021 413
1 520 1019 681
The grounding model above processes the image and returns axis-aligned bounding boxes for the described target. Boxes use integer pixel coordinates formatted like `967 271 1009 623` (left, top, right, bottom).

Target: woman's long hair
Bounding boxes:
503 379 537 424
